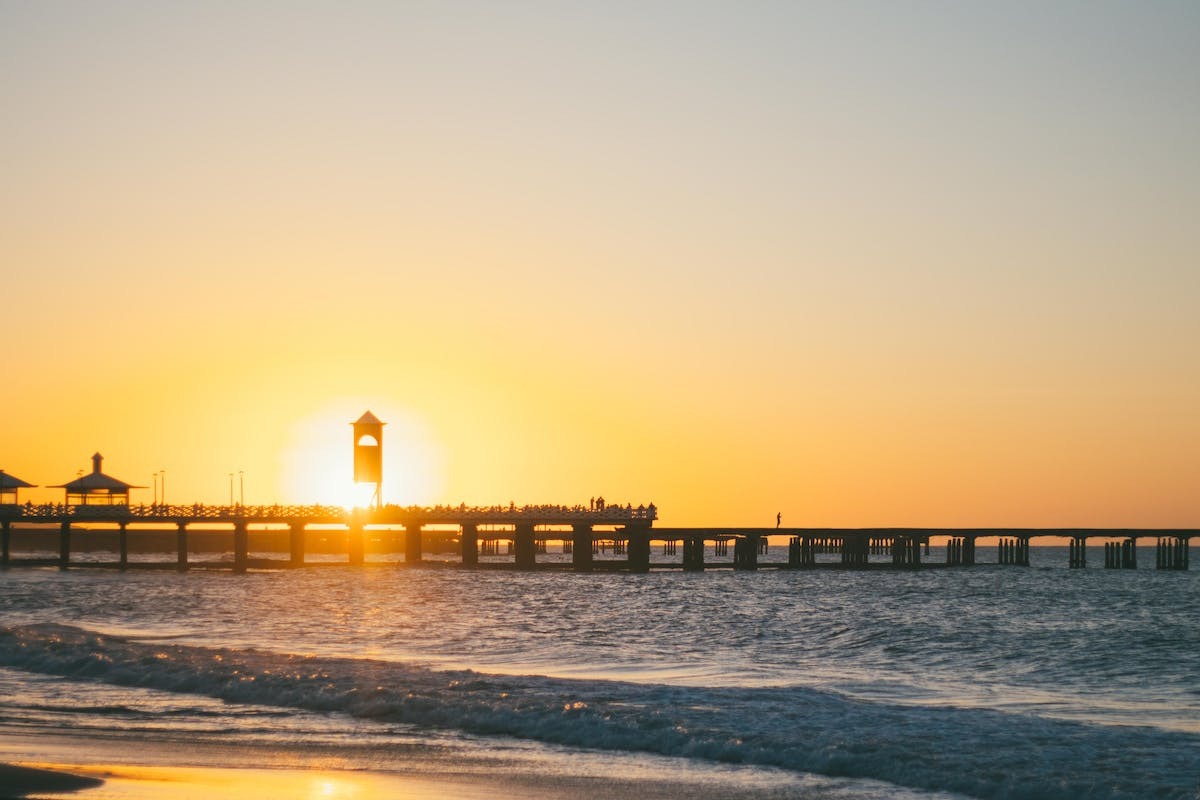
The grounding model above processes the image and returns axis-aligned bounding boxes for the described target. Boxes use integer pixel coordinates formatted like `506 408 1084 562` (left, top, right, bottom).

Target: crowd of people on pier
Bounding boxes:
393 501 657 521
2 500 657 522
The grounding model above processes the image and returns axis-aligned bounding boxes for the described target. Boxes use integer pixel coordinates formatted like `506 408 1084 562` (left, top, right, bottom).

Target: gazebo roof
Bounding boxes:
0 471 35 490
52 453 144 492
53 472 140 492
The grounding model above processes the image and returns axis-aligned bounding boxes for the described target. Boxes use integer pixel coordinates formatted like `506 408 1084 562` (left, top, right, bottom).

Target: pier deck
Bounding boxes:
0 503 1193 572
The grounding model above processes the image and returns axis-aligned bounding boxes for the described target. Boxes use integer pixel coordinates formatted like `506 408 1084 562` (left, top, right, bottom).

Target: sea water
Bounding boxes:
0 545 1197 799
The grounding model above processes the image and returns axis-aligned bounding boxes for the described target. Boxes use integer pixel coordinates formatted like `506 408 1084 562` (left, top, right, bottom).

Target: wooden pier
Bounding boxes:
0 504 1193 572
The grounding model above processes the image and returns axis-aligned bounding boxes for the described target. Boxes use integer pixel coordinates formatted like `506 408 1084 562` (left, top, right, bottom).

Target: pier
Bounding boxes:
5 418 1190 574
0 504 1193 572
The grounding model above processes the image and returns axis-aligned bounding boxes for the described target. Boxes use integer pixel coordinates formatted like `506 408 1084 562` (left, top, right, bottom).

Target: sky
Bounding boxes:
2 1 1198 526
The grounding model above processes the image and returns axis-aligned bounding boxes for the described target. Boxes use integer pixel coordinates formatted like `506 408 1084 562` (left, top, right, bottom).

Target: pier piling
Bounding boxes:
572 524 592 572
1155 537 1188 570
348 522 364 565
289 523 305 567
1069 536 1087 568
118 522 128 569
176 523 188 571
460 523 478 567
733 536 758 570
947 537 963 566
405 525 423 564
1 520 9 566
627 528 651 573
842 534 869 568
514 522 536 569
234 522 248 572
59 521 70 569
999 537 1029 566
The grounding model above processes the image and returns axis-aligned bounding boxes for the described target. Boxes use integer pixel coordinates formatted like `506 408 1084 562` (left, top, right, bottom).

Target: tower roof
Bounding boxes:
353 410 385 426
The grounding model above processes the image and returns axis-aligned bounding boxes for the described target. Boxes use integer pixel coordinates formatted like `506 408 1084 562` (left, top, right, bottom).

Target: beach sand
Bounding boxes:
1 761 525 800
0 733 813 800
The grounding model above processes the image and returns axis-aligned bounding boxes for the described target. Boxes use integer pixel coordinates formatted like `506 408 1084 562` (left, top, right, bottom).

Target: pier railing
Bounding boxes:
0 502 658 526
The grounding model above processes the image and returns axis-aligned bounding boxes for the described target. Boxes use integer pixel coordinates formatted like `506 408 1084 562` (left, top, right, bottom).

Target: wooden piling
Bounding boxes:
1069 536 1086 569
788 536 815 568
460 523 478 567
234 522 249 572
176 523 188 571
59 521 71 569
627 527 651 573
347 522 364 565
289 523 305 567
572 523 592 572
405 524 422 564
947 537 962 566
118 522 128 569
1 519 10 566
841 534 868 568
733 536 758 570
514 522 536 569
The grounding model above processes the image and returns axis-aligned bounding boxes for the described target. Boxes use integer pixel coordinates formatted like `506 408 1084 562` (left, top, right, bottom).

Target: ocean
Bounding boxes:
0 544 1197 799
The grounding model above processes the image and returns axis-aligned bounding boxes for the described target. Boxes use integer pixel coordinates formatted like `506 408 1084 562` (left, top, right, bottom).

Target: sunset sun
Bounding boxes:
278 401 445 508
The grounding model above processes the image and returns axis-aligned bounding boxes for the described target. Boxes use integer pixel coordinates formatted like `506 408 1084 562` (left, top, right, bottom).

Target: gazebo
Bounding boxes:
0 470 35 505
53 453 143 506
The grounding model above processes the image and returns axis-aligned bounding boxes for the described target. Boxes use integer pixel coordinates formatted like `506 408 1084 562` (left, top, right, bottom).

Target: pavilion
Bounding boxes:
0 470 35 505
52 453 143 506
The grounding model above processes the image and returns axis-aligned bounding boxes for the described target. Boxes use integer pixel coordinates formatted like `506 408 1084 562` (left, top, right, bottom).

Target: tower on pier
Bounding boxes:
351 411 385 509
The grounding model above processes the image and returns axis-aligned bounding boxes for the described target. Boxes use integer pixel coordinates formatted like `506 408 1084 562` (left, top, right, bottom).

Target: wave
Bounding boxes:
0 623 1196 800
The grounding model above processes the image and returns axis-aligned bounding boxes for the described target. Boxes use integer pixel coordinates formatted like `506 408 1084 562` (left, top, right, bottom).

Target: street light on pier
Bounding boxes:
161 469 166 506
239 471 244 506
152 472 158 505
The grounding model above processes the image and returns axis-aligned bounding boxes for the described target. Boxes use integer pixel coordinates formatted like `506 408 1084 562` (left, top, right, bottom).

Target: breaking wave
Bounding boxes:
1 623 1196 800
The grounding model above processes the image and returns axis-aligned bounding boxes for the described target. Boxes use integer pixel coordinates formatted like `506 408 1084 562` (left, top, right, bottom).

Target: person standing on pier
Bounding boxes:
776 512 781 529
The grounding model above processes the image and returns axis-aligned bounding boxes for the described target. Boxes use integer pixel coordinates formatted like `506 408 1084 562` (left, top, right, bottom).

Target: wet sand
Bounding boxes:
0 734 811 800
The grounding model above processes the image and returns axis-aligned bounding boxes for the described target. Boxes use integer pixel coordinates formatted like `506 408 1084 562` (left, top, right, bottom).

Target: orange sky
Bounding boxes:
2 3 1198 526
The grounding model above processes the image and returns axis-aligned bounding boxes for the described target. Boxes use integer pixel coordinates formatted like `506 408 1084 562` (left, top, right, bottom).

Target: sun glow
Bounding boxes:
277 401 446 508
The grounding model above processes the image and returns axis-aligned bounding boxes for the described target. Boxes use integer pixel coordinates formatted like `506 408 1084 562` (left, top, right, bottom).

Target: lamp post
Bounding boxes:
239 471 244 507
153 472 158 506
161 469 166 507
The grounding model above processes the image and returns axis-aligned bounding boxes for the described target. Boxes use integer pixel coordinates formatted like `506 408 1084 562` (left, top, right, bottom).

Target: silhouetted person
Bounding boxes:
776 512 781 528
590 497 595 511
